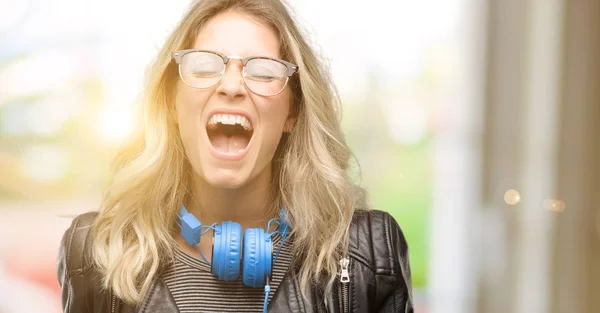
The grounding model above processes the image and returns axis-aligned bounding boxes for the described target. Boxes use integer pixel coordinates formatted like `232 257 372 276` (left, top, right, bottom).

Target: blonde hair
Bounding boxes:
92 0 368 305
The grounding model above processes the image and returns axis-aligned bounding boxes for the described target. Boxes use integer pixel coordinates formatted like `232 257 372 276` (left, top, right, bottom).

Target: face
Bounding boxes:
175 11 295 189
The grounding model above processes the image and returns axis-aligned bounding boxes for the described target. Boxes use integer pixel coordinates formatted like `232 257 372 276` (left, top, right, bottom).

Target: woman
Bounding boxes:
57 0 413 312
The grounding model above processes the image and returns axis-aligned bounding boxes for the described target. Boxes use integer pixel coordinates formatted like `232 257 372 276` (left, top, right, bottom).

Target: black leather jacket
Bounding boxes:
57 210 413 313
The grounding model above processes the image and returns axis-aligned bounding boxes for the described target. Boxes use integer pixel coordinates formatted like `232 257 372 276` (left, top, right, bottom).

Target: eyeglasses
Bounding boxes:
172 49 299 97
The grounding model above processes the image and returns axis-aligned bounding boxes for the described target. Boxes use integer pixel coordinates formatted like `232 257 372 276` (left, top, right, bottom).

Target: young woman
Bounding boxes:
57 0 413 312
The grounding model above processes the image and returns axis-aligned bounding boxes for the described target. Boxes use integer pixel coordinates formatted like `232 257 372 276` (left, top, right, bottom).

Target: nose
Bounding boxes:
216 61 247 100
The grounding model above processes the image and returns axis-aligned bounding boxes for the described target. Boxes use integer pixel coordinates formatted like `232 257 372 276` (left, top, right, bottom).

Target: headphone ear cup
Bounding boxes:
242 228 272 288
212 222 242 281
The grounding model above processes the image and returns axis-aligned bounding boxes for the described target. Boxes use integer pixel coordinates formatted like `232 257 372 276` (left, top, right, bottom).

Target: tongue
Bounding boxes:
210 133 249 154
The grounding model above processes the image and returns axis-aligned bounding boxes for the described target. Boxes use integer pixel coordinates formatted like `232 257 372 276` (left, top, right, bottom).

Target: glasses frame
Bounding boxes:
172 49 299 97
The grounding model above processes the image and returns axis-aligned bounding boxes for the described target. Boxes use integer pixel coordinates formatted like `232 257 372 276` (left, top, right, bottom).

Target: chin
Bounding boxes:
201 168 251 189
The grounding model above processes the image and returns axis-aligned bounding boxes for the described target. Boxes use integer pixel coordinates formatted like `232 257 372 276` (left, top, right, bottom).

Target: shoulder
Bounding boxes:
57 212 99 279
347 209 413 308
348 209 410 277
57 212 118 312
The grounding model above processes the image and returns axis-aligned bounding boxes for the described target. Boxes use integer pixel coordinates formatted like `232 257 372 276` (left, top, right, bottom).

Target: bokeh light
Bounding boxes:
544 198 566 213
504 189 521 205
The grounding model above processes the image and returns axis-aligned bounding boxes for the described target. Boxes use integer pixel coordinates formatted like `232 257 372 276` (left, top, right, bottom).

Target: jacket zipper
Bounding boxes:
339 257 350 313
111 292 116 313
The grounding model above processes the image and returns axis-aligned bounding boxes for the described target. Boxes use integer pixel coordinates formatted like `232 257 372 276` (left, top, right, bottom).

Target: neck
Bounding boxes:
186 170 277 230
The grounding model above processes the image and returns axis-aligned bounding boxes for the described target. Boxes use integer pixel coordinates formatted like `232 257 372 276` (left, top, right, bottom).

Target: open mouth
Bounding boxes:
206 113 254 155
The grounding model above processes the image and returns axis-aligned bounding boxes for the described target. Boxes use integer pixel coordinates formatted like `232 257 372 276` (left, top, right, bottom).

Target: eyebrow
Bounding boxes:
193 47 281 59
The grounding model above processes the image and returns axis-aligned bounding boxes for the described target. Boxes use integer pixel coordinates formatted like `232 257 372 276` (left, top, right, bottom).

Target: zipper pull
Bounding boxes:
339 257 350 283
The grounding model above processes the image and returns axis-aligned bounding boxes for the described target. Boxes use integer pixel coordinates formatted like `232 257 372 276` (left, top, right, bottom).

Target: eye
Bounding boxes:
181 52 224 78
189 68 222 78
247 74 279 82
245 59 287 82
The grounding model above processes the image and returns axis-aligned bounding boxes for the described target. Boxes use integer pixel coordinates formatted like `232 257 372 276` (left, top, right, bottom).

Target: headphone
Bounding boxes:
177 205 290 289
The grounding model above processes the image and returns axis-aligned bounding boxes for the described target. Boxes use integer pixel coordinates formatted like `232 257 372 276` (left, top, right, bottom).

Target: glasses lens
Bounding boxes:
180 52 224 88
244 58 288 96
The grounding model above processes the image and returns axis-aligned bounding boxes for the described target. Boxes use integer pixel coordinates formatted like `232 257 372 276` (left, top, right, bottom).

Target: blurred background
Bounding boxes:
0 0 598 312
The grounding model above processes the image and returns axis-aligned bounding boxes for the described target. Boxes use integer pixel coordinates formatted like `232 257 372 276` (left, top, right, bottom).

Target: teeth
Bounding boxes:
207 113 253 131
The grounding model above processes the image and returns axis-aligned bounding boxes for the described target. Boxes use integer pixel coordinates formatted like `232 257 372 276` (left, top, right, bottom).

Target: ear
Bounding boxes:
168 78 182 125
170 90 179 125
171 106 179 125
283 115 296 133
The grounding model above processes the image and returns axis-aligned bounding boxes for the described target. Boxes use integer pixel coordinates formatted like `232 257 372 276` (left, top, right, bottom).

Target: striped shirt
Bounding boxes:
162 233 293 313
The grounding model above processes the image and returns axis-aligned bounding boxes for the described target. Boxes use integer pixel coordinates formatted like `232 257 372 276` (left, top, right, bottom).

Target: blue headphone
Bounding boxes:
177 205 290 289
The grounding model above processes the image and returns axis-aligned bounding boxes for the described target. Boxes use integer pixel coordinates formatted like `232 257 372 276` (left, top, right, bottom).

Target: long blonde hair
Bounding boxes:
92 0 368 305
